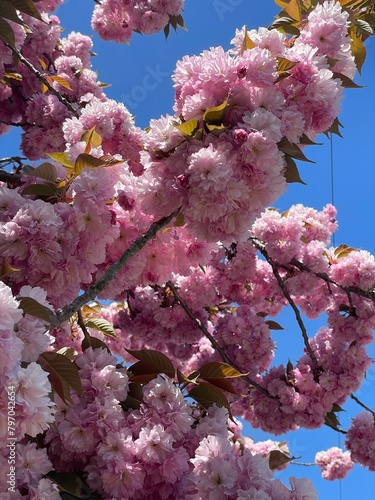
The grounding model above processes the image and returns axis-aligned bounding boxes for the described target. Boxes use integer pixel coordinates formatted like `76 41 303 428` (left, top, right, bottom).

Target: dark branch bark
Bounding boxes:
4 43 80 119
250 237 320 373
166 280 274 398
55 209 180 325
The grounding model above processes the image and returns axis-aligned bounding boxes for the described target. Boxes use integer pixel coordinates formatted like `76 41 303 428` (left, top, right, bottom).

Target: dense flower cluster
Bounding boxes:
315 447 353 481
345 412 375 472
0 0 374 497
91 0 185 43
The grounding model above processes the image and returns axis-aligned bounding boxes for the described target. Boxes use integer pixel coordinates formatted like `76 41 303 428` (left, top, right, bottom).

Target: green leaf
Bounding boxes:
350 30 367 74
334 243 357 258
0 18 15 47
56 347 78 362
205 123 228 136
0 1 23 25
8 0 43 21
80 126 102 148
120 382 144 411
240 26 256 54
175 118 200 137
47 152 74 170
278 137 315 163
84 318 117 338
203 99 228 125
127 349 175 380
355 18 373 36
269 17 301 36
332 72 365 89
177 368 192 385
46 471 92 499
196 362 246 379
21 183 57 197
24 162 57 183
283 156 306 184
74 153 123 176
266 320 285 330
282 0 302 21
324 408 342 431
0 257 20 278
81 335 110 353
277 57 298 73
298 133 322 146
189 382 231 411
18 296 56 323
51 75 73 91
268 450 295 470
173 211 185 227
324 116 344 138
38 351 83 404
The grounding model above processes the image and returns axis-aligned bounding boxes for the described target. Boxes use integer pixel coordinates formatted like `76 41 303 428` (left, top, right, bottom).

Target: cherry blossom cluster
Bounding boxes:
42 348 318 499
136 1 355 243
100 203 375 439
91 0 185 43
315 447 353 481
0 0 374 496
345 411 375 471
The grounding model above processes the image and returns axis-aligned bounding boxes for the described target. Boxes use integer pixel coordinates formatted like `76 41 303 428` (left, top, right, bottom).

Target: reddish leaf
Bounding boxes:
38 352 83 404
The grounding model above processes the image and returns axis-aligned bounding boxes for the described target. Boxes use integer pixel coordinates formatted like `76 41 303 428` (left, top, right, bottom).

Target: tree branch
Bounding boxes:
55 209 180 325
4 43 80 119
350 393 375 415
0 119 41 128
250 237 320 373
0 171 23 186
166 280 274 398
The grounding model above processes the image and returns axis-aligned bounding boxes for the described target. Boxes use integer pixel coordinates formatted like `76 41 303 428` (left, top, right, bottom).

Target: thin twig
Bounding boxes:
350 393 375 415
250 237 320 373
4 43 79 119
166 280 274 398
55 209 180 325
290 258 375 304
0 120 41 128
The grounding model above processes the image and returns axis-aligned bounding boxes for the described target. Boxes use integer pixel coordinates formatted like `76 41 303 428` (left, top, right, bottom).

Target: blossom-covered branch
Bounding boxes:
166 280 273 398
55 209 181 324
250 236 320 372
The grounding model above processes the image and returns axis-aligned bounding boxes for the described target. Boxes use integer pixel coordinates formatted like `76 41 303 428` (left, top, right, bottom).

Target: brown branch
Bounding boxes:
0 119 41 128
4 43 79 119
290 258 375 305
250 237 320 373
0 171 23 186
350 393 375 415
55 209 180 325
165 280 274 398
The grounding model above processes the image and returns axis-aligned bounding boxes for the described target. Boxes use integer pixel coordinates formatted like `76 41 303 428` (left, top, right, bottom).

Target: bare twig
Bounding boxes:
166 280 274 398
4 43 79 119
55 209 180 325
0 156 27 167
0 120 41 128
350 393 375 415
250 237 320 373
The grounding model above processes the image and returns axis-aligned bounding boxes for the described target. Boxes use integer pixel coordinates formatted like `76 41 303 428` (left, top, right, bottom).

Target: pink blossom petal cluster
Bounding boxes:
91 0 184 43
315 446 353 480
345 412 375 471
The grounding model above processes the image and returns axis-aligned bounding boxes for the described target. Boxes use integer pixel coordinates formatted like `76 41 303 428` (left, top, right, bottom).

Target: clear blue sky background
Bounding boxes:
1 0 374 498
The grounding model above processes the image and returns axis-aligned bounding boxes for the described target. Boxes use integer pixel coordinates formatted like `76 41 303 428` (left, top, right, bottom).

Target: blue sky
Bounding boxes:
1 0 375 498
